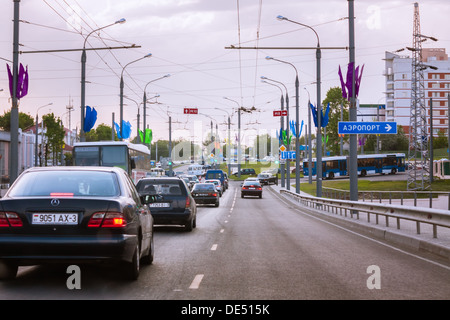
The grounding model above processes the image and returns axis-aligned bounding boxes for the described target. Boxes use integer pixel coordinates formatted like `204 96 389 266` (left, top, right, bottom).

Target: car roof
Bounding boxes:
23 166 126 174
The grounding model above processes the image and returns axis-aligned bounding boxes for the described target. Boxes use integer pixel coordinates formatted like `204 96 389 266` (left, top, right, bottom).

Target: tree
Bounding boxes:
322 87 350 156
42 113 65 166
0 110 34 131
85 123 114 141
365 125 409 152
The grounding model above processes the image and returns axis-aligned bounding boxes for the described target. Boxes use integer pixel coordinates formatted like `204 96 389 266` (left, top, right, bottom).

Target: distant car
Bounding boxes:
204 179 223 197
135 177 197 231
257 173 277 185
223 172 229 190
0 166 154 281
241 180 263 198
262 168 281 175
233 168 256 176
191 183 220 207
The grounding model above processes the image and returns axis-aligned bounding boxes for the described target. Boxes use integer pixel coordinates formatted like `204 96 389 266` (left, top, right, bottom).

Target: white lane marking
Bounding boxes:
220 229 224 233
211 244 218 251
189 274 204 289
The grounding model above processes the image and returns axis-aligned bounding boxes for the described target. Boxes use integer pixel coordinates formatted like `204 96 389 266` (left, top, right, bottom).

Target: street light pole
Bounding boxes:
35 103 53 166
10 0 20 184
120 53 152 140
261 76 290 190
80 18 125 142
261 80 286 188
143 74 170 143
224 97 242 178
304 87 313 184
277 15 322 196
265 56 300 193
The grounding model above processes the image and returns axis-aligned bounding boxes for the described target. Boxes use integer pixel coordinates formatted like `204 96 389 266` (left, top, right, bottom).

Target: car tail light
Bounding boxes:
0 212 23 227
185 196 191 209
88 212 126 228
208 192 217 197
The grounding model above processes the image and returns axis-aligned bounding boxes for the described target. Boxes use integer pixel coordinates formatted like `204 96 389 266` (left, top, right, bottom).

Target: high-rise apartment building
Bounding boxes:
384 48 450 137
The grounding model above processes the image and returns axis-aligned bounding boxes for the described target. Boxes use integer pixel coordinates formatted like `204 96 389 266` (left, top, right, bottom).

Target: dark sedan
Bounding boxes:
241 180 263 198
191 183 220 207
0 166 154 281
135 177 197 231
257 173 277 185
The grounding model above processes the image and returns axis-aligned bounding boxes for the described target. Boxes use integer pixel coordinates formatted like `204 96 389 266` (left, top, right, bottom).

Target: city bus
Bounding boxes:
73 141 151 182
303 153 406 179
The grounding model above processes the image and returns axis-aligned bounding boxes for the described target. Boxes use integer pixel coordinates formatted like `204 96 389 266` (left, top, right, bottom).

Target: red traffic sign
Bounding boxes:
273 110 287 117
184 108 198 114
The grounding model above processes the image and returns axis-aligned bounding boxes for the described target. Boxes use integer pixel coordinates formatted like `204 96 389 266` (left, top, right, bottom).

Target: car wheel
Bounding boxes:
141 231 154 265
124 243 140 281
241 194 244 198
0 261 18 280
215 201 220 207
259 194 262 199
184 217 194 232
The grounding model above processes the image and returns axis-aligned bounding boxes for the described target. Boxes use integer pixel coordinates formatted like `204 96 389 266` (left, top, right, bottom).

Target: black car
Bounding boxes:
233 168 256 176
0 166 154 281
135 177 197 231
191 183 220 207
257 173 277 185
241 180 263 198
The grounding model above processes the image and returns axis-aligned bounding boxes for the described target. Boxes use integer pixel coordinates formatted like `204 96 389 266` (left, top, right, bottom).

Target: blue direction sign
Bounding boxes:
280 151 296 160
338 121 397 135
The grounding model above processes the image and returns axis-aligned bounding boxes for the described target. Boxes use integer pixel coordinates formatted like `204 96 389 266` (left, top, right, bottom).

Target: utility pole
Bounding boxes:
348 0 359 202
10 0 20 184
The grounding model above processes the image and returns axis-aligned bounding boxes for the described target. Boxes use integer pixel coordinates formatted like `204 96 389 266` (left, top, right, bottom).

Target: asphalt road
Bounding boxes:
1 178 449 301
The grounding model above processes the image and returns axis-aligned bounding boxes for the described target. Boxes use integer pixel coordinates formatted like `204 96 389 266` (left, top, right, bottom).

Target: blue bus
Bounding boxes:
303 153 406 179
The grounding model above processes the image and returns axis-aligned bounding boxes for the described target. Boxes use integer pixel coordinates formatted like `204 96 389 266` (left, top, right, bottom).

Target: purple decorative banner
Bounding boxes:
338 62 364 101
7 63 29 99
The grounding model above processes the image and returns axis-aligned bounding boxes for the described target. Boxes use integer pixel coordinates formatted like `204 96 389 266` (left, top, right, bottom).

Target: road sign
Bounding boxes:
273 110 287 117
184 108 198 114
279 145 287 152
338 121 397 135
280 151 296 160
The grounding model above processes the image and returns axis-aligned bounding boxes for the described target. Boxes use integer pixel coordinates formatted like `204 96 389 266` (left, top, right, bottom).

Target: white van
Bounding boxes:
187 165 204 177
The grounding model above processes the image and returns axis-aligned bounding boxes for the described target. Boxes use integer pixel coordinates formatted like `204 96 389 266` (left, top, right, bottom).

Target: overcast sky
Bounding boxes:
0 0 449 142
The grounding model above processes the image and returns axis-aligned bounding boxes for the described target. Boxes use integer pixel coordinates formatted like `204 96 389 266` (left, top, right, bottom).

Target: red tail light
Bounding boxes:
88 212 126 228
208 192 217 197
0 212 23 227
185 196 191 209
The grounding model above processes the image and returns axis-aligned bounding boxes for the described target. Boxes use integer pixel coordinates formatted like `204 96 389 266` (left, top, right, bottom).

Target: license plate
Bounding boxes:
149 202 170 208
249 187 255 190
32 213 78 225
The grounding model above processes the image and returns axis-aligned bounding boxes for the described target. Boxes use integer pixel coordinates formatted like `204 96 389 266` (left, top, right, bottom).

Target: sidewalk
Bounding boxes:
268 182 450 260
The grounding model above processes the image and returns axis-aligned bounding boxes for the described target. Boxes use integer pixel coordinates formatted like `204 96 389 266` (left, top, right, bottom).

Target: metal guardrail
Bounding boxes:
280 189 450 239
322 187 450 210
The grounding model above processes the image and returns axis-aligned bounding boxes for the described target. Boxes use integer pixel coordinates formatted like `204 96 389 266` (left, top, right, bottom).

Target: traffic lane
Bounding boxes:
183 182 450 299
0 185 235 299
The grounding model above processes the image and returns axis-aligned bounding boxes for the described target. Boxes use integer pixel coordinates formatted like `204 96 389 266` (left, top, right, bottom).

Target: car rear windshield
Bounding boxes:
192 184 216 191
243 180 261 186
137 179 186 196
8 170 120 197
